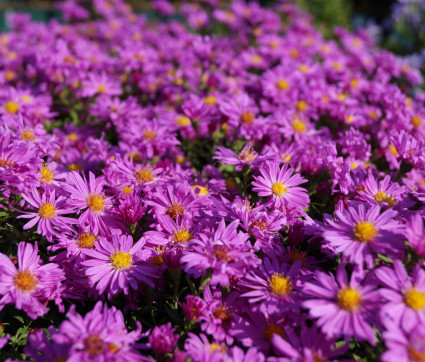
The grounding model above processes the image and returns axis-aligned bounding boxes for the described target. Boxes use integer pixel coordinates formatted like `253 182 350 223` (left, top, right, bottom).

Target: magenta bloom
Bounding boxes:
181 219 259 287
375 260 425 332
17 188 77 239
303 266 380 344
62 171 124 236
214 143 264 171
81 234 155 297
238 257 304 314
0 242 65 319
52 301 142 361
252 162 309 211
406 213 425 257
149 322 179 355
322 203 405 268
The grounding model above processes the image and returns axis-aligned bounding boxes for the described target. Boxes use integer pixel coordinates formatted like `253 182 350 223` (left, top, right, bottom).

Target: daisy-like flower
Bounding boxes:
0 242 65 319
62 171 124 236
17 187 77 239
181 219 259 287
252 161 309 210
213 143 264 171
375 260 425 332
357 174 405 208
322 203 405 268
303 265 380 344
238 257 304 315
406 213 425 257
52 301 143 361
81 234 156 297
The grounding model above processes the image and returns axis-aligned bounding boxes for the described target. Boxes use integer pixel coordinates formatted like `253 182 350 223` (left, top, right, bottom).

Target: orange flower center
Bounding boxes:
14 269 38 293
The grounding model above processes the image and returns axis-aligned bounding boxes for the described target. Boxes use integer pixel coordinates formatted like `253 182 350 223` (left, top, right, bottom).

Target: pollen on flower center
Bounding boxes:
353 221 377 242
84 334 104 357
271 182 287 196
292 120 306 133
143 130 157 140
337 287 362 311
78 232 96 249
5 100 19 114
21 130 35 141
0 158 14 168
110 251 132 270
97 84 107 94
374 191 396 206
212 304 232 326
212 245 231 262
173 228 192 244
404 288 425 311
269 273 292 296
276 79 289 91
87 194 105 213
238 149 256 162
192 185 209 196
240 111 254 125
14 269 38 292
176 115 191 127
134 167 154 184
264 324 285 341
210 343 227 354
39 165 54 184
166 203 185 219
408 344 425 362
39 202 56 219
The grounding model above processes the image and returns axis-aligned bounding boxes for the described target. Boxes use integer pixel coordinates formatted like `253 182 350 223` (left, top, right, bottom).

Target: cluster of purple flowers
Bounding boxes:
0 0 425 360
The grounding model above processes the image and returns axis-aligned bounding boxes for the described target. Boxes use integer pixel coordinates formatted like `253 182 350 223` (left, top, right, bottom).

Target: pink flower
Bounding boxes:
0 242 65 319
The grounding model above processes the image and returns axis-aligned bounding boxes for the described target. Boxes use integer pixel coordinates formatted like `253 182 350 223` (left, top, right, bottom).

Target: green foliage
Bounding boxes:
296 0 353 37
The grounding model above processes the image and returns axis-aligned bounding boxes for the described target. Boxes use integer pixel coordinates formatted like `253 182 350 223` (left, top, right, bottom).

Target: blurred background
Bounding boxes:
1 0 424 71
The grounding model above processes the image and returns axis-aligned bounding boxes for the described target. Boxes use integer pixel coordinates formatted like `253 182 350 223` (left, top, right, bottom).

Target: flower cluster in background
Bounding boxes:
0 0 425 360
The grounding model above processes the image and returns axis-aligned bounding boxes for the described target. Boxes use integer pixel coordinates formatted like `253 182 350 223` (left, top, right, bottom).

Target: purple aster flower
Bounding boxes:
406 213 425 257
52 301 143 361
303 265 380 344
181 219 259 287
214 143 263 171
375 260 425 332
148 322 179 355
357 174 405 208
17 187 77 239
252 161 309 211
180 294 207 322
322 203 405 268
81 234 156 297
62 171 124 236
238 257 304 315
184 333 229 362
0 242 65 319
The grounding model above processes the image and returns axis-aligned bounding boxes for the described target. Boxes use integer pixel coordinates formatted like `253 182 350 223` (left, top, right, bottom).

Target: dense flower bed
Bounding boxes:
1 0 425 360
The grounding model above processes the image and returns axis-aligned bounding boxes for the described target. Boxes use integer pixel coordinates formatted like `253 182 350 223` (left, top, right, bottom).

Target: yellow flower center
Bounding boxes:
353 221 377 242
21 130 35 141
192 185 209 196
68 163 82 171
252 54 262 63
87 194 105 213
39 202 56 219
5 70 15 81
173 228 192 244
350 78 359 88
292 120 306 133
337 288 362 311
14 269 38 293
276 79 289 91
374 191 396 206
269 273 292 296
212 245 231 262
121 186 133 194
78 232 96 249
39 165 54 184
0 158 14 168
264 324 285 341
296 101 307 112
408 344 425 362
411 115 422 128
204 95 216 106
5 100 19 114
134 167 154 184
107 344 120 353
166 203 185 219
97 84 107 94
143 130 157 140
110 251 132 270
404 289 425 311
240 111 254 125
299 64 309 73
238 149 255 162
67 132 78 141
212 304 232 326
281 153 292 163
389 144 398 157
271 182 287 196
128 152 141 163
210 343 227 354
176 115 191 127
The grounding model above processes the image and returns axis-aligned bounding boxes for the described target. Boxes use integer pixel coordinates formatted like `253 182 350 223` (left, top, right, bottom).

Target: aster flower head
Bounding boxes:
62 171 124 236
375 260 425 332
303 265 380 344
81 234 156 297
214 143 263 171
323 203 405 268
0 242 65 319
406 213 425 257
149 322 179 356
252 161 309 211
